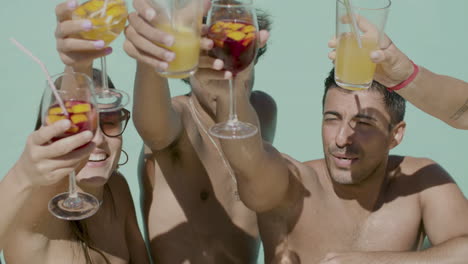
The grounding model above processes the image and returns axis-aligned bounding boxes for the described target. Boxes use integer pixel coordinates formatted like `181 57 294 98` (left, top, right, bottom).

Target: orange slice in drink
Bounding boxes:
46 115 67 125
48 107 66 115
211 22 224 33
242 25 255 33
71 114 89 124
73 0 127 45
227 31 246 41
66 125 80 134
241 32 255 46
228 23 244 31
71 103 91 114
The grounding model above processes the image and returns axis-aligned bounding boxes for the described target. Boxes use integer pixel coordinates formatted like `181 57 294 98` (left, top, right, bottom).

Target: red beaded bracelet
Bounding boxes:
386 60 419 92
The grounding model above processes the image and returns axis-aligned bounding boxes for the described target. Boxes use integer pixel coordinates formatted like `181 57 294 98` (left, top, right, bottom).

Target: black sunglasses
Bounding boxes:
99 108 130 137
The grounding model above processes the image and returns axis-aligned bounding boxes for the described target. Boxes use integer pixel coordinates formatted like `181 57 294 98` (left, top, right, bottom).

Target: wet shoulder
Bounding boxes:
303 159 324 169
282 155 322 189
251 91 277 142
172 94 190 113
138 144 155 183
387 155 454 192
107 172 134 215
303 159 328 188
250 90 276 111
389 155 450 178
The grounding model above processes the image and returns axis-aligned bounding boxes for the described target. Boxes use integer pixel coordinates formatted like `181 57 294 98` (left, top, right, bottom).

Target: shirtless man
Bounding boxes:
328 33 468 130
123 0 276 263
217 68 468 263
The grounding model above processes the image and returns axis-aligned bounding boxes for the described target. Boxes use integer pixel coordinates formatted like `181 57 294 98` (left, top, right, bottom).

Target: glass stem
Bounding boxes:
68 170 78 199
101 56 108 89
228 77 238 124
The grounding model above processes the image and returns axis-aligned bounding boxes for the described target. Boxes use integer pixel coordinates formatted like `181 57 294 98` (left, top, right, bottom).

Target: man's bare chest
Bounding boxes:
154 131 240 205
261 193 424 263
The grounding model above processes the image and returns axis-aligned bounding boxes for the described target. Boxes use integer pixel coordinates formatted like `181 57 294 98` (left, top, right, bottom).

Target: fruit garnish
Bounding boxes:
228 23 244 31
66 125 80 134
71 103 91 114
85 0 104 12
107 4 126 19
221 22 233 28
71 114 89 124
73 0 127 44
211 22 224 33
227 31 246 41
47 115 67 125
73 5 87 16
242 25 255 33
49 107 66 115
214 39 225 48
241 33 255 46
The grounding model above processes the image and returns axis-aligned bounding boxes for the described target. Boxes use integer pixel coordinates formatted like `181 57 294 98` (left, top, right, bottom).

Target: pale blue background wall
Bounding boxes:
0 0 467 263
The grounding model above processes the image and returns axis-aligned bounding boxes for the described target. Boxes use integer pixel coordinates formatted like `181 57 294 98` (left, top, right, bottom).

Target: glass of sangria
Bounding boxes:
42 72 100 220
72 0 129 112
149 0 204 79
206 0 259 139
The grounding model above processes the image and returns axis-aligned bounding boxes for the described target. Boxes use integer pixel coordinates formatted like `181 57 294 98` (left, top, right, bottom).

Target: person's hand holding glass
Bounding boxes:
333 0 391 90
146 0 204 78
123 0 211 75
56 0 129 111
12 120 95 194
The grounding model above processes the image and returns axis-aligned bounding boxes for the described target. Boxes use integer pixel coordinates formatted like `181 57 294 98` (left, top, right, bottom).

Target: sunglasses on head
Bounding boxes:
99 108 130 137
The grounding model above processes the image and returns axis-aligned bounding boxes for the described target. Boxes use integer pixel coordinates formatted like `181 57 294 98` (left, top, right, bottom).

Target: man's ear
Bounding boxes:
389 121 406 149
258 30 270 48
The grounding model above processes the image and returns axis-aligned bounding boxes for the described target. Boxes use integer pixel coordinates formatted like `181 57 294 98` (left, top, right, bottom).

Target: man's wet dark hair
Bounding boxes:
254 8 272 63
92 68 115 89
322 68 406 126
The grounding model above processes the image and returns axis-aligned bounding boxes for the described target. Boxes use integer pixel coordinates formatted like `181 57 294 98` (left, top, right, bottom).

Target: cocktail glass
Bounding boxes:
42 72 100 220
207 0 259 139
72 0 129 112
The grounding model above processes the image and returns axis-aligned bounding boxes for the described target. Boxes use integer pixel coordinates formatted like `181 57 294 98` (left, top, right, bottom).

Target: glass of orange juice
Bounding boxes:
149 0 204 79
335 0 391 90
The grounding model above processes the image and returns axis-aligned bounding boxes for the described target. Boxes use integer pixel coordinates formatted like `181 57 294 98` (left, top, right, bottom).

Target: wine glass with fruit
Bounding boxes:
206 0 259 139
72 0 129 112
42 72 100 220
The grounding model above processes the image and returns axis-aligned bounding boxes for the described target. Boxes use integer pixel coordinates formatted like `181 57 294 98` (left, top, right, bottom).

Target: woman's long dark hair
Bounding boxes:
70 186 114 264
70 183 115 264
35 69 117 264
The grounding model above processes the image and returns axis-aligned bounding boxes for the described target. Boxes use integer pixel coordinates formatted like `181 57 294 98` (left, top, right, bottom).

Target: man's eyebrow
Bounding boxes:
323 111 341 117
355 113 377 121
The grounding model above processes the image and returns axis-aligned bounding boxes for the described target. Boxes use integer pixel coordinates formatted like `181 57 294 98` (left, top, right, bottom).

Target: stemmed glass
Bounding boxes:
42 72 100 220
72 0 129 112
206 0 259 139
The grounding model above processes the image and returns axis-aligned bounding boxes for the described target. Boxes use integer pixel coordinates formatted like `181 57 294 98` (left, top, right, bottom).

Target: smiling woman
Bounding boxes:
1 68 149 264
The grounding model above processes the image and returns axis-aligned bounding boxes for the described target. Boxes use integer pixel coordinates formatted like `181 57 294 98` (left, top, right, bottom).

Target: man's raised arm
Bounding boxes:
124 0 183 150
217 78 290 212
